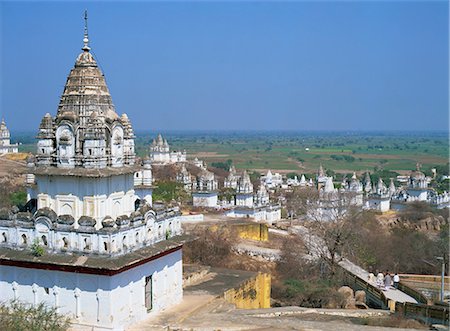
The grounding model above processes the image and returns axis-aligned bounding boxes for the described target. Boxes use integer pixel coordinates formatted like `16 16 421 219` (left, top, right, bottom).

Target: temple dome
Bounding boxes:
56 48 119 124
35 22 135 169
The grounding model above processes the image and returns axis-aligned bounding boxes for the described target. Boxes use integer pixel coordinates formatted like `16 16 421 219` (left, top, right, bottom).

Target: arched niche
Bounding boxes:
56 124 75 163
110 125 124 165
113 201 121 219
61 203 73 216
35 217 52 233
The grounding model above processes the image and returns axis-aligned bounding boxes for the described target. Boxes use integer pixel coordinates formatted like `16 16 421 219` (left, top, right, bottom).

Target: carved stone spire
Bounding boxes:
82 10 90 52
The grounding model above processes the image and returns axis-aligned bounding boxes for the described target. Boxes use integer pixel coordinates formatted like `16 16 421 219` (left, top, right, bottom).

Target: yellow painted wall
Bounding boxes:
224 273 271 309
236 223 269 241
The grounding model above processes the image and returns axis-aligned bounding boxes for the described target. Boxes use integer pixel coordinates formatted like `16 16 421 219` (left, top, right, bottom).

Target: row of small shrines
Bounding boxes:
172 158 449 213
3 113 447 213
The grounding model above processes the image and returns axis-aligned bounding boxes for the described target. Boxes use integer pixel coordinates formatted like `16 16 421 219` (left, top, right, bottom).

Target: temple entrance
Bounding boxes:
145 275 152 311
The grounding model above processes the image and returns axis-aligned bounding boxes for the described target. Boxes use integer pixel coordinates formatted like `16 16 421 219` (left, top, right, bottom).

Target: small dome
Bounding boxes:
101 216 115 228
78 216 96 227
34 207 57 223
57 214 75 225
115 215 130 227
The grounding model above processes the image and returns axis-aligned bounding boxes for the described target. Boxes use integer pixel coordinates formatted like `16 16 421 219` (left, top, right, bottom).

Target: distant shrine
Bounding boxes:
0 119 18 154
0 13 185 330
149 133 186 164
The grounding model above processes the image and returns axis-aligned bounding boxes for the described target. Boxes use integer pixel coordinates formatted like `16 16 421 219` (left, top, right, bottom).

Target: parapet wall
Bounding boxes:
223 273 271 309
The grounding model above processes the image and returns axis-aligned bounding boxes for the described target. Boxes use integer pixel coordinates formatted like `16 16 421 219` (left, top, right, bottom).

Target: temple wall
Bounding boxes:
34 174 135 225
192 192 218 208
0 249 182 330
235 223 268 241
223 273 271 309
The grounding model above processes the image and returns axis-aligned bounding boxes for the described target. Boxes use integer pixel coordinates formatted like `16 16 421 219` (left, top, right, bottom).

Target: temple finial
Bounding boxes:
82 10 90 51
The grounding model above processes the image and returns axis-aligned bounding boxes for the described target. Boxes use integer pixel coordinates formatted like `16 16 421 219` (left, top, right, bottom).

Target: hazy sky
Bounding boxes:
1 1 448 132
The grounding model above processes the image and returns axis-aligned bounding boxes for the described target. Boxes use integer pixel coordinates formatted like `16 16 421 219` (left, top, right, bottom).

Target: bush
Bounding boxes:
211 159 233 171
183 227 234 267
0 301 70 331
31 239 44 257
10 191 27 208
152 181 189 203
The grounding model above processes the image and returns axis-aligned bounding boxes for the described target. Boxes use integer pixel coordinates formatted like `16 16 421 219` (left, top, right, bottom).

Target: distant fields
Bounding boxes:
14 131 449 176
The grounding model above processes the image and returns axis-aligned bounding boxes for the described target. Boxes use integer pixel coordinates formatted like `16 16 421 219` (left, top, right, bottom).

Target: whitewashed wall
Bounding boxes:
192 192 218 208
0 249 182 330
0 215 182 256
236 194 253 208
31 174 135 227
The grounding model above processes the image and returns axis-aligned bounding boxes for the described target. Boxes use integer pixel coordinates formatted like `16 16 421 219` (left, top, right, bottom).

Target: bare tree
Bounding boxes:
293 189 363 275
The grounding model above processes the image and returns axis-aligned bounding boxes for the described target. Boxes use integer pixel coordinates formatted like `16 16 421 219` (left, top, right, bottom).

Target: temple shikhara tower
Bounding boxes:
0 13 185 330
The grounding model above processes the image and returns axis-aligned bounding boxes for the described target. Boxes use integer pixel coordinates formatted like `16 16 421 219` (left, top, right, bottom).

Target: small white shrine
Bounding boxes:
149 134 186 164
192 169 219 208
0 119 18 154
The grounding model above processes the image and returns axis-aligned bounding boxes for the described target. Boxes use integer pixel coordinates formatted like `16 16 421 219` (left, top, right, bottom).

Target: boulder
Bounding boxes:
345 298 357 309
355 301 369 309
338 286 355 309
355 290 366 303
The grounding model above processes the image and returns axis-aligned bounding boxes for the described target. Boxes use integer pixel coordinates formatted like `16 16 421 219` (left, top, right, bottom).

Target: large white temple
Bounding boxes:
0 13 184 330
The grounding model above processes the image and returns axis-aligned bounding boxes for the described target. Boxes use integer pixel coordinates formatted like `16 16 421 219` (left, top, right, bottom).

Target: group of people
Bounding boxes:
368 270 400 290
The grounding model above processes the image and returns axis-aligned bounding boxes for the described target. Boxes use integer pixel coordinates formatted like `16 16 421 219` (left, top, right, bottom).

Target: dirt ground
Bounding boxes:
0 154 27 186
128 296 424 331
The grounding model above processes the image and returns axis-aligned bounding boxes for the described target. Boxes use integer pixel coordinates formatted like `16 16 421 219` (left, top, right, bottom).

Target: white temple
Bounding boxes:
224 165 239 189
0 119 18 154
235 170 254 208
391 164 449 209
364 175 391 212
149 134 186 164
260 170 283 189
176 163 193 191
225 170 281 224
192 169 219 208
0 14 185 330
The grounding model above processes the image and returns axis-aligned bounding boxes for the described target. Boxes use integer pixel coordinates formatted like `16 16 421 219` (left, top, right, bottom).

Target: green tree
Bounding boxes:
152 181 189 204
10 191 27 208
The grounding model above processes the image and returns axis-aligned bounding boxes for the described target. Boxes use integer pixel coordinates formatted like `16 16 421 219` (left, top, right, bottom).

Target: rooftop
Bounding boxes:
0 234 192 275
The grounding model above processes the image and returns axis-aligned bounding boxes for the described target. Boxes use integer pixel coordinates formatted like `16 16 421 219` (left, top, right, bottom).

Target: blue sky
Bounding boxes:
0 1 448 132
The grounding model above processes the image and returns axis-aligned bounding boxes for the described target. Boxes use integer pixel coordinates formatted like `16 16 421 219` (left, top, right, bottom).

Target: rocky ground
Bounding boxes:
129 296 426 331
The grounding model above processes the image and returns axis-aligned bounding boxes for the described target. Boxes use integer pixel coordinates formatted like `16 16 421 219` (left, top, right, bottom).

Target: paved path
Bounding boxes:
338 259 418 304
292 225 418 304
234 243 281 261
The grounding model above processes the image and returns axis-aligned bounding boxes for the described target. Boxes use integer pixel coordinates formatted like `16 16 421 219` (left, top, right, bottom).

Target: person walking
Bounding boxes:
376 270 384 288
393 273 400 289
384 271 392 290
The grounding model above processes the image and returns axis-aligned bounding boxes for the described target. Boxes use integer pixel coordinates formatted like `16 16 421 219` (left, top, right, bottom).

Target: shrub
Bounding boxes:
31 239 44 257
0 301 70 331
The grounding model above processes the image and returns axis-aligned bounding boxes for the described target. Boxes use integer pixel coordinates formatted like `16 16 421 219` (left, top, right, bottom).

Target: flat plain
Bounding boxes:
14 131 448 176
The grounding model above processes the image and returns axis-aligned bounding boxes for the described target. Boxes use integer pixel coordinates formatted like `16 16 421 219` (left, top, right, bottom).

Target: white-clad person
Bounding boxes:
393 273 400 289
376 270 384 288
